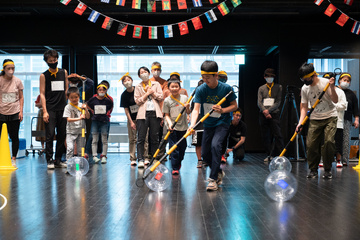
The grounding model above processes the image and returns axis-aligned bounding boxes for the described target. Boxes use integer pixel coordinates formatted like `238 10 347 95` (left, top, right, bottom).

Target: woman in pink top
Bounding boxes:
0 59 24 167
134 66 163 168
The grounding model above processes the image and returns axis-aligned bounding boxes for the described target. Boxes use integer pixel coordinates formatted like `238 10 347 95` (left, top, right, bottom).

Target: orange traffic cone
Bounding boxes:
0 123 17 170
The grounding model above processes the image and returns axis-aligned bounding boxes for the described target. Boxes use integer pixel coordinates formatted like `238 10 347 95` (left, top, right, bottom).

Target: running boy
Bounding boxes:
63 87 90 160
189 60 237 191
87 84 113 164
163 79 191 175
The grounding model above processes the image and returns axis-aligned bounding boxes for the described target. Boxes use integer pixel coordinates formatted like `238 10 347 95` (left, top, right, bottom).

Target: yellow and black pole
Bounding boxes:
279 82 330 157
136 87 237 187
146 87 197 168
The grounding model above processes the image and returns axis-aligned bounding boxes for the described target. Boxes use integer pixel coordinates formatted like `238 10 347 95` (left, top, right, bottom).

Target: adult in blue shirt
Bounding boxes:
189 60 237 191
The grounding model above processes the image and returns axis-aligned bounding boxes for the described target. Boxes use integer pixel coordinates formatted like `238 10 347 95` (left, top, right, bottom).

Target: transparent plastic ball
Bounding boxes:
144 163 171 192
269 156 292 173
264 170 298 202
67 157 89 177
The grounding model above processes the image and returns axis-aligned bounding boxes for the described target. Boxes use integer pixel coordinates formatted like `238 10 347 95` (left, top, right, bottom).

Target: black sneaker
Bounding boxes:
323 171 333 179
307 170 318 178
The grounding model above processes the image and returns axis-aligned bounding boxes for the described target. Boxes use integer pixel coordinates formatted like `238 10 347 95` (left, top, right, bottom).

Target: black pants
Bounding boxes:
136 111 161 162
259 112 284 157
0 113 20 158
45 110 66 164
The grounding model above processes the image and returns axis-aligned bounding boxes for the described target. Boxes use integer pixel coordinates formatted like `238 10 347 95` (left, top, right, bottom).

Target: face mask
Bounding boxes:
218 78 227 83
340 82 350 89
140 73 149 81
69 83 78 88
124 81 132 89
98 92 105 97
265 77 274 84
152 71 160 77
47 62 58 69
303 78 313 86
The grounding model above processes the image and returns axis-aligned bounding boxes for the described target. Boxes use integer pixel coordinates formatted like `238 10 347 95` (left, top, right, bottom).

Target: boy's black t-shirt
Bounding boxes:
44 68 67 111
228 120 247 149
120 89 137 121
87 96 113 122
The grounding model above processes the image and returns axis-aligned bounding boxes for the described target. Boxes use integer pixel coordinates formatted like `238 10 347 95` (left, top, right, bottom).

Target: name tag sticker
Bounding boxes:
2 92 16 103
51 81 64 91
263 98 275 107
130 104 139 113
203 103 220 118
94 105 106 115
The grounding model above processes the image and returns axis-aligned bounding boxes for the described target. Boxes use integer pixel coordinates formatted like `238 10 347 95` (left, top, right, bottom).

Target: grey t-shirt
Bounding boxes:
63 102 86 135
163 94 188 131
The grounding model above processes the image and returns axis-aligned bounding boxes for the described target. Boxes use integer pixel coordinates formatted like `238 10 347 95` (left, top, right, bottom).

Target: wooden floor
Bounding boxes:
1 152 360 240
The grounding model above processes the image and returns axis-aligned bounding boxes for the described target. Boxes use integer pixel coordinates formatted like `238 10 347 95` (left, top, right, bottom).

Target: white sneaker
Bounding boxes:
47 162 55 169
336 161 343 168
55 162 67 168
206 178 218 191
11 159 16 168
93 156 100 163
217 170 226 185
144 160 150 165
131 160 137 166
138 161 145 168
101 156 107 164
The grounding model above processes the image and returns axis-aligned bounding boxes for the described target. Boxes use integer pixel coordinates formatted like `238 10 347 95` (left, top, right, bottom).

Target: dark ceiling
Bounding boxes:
1 0 360 57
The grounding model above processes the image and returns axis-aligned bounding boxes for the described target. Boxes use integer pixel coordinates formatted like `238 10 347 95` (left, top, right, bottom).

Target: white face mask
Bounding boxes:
69 83 78 88
98 92 105 97
340 82 350 89
152 71 160 77
123 81 132 89
140 73 150 81
265 77 274 84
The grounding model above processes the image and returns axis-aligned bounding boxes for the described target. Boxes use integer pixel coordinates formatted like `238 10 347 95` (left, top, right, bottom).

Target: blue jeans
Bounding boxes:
168 130 187 170
91 120 109 157
202 124 230 180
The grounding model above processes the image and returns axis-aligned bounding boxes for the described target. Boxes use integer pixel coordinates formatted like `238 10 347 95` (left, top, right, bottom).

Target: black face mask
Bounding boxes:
47 61 58 69
304 78 313 86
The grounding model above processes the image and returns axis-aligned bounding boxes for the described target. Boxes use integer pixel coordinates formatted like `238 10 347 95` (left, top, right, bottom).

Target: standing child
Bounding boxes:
63 87 90 160
163 79 191 175
87 84 113 164
189 60 237 191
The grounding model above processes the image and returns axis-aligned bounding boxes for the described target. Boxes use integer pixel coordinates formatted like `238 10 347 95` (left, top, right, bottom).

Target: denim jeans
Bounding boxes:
136 111 161 162
91 120 109 157
202 124 230 180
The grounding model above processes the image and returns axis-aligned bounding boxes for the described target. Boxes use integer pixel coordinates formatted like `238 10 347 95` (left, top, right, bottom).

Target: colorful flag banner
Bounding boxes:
336 13 349 27
205 10 217 23
133 25 143 38
149 26 158 39
192 0 202 7
117 23 128 36
102 17 113 30
351 21 360 35
132 0 141 9
218 2 230 16
101 0 110 3
147 0 156 12
164 25 173 38
74 2 87 15
60 0 71 5
88 10 100 23
231 0 241 8
162 0 171 10
324 4 336 17
344 0 353 6
116 0 126 6
178 21 189 35
177 0 187 9
314 0 323 6
209 0 218 4
191 17 203 30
